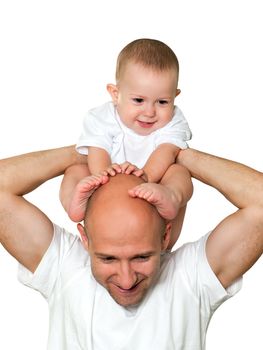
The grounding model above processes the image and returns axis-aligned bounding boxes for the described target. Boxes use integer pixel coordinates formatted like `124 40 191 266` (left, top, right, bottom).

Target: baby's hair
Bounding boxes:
116 38 179 83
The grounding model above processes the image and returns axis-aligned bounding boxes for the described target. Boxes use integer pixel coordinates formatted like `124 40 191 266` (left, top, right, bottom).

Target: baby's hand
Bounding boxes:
100 163 122 177
119 162 146 179
100 162 147 181
119 162 148 182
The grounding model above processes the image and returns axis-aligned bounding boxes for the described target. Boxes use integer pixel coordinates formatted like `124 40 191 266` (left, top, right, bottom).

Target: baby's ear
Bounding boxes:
106 84 119 104
176 88 181 97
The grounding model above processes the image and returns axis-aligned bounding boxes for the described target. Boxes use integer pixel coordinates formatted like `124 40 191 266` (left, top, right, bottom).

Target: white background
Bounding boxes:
0 0 262 349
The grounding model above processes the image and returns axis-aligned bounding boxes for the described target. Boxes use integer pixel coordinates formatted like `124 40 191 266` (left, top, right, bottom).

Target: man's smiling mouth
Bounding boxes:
112 280 143 294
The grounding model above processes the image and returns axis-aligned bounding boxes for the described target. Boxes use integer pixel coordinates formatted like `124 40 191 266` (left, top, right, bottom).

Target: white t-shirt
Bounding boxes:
76 102 192 168
18 224 241 350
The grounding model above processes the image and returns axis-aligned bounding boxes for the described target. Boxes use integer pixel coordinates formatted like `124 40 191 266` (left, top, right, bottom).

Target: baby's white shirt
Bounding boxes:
76 102 192 168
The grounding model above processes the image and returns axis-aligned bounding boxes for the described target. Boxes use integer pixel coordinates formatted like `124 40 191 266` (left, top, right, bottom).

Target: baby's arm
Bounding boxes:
143 143 180 183
87 146 112 174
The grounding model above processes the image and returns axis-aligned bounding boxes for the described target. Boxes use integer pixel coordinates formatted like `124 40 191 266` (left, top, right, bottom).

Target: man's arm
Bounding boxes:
0 146 83 273
177 148 263 288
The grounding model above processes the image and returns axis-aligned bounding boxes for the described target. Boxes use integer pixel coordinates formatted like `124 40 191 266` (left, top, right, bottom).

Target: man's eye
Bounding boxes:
135 256 150 262
132 98 144 104
101 257 115 263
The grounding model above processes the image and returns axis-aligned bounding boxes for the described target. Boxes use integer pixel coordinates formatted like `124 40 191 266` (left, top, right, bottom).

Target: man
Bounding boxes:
0 145 262 349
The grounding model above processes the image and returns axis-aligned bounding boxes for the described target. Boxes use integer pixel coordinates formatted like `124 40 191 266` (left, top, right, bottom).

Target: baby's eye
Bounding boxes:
158 100 169 105
132 98 144 104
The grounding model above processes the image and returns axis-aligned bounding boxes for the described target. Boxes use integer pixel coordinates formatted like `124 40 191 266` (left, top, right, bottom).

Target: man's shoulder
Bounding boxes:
172 233 209 261
52 223 89 263
18 224 91 299
160 234 210 279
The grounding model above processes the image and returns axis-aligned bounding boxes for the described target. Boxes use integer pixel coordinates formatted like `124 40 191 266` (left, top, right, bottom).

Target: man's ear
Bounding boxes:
161 222 172 251
77 223 89 251
107 84 119 105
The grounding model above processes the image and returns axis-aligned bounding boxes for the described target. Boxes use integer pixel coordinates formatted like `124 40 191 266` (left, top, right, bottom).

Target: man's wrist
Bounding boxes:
176 148 192 167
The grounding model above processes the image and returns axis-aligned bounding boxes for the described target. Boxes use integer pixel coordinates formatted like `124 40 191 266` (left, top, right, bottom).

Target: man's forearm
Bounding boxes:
177 148 263 209
0 145 83 195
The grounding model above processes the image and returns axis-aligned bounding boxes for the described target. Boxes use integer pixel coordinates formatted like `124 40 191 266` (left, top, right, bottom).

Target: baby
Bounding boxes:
60 38 193 250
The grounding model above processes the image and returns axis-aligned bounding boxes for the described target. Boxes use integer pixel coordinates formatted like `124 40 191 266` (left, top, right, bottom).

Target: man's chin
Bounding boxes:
109 292 144 307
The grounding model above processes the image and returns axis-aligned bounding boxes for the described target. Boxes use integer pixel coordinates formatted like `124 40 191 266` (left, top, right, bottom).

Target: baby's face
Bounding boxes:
108 62 179 136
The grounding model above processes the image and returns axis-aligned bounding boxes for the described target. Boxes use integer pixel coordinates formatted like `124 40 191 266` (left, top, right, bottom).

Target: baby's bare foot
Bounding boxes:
68 174 108 222
128 183 180 220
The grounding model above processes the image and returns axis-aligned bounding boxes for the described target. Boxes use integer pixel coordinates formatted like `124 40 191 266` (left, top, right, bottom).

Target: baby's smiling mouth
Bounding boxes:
136 120 156 128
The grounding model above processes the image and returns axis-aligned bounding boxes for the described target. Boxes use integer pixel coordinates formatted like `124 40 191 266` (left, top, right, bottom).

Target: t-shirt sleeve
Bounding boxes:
76 104 115 155
155 106 192 149
176 232 242 313
17 224 84 300
196 233 242 312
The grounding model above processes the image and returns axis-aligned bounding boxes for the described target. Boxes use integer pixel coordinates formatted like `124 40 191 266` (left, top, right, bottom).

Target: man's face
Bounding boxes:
107 62 180 136
87 220 165 307
80 175 169 307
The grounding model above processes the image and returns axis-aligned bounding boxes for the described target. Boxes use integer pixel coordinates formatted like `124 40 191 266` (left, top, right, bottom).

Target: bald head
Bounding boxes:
84 174 165 240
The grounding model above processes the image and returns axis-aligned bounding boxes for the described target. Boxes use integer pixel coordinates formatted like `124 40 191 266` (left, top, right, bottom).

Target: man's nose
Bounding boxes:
118 262 137 290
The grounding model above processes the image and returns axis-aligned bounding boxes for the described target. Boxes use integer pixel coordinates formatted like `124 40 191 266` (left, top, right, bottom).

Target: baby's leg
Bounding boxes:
129 164 193 250
166 207 187 251
60 164 90 214
128 182 180 220
68 174 109 222
60 164 108 222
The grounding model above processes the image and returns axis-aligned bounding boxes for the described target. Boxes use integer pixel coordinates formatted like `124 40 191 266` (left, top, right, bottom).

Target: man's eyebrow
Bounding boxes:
94 251 156 258
132 251 156 257
94 253 115 258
